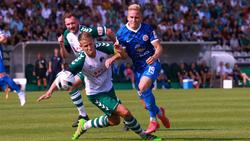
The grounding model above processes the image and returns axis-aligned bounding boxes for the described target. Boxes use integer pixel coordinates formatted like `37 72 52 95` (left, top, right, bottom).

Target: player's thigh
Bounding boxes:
138 76 153 91
138 61 161 91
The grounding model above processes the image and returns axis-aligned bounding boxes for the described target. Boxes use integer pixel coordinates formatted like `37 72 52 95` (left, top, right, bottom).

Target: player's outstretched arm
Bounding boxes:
37 80 58 102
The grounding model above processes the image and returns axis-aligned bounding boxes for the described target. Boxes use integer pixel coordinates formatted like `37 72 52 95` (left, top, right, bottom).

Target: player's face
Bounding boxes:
127 10 142 30
79 38 96 57
64 16 78 33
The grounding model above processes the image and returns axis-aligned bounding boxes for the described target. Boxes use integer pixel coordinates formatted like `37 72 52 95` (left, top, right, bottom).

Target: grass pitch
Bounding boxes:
1 88 250 141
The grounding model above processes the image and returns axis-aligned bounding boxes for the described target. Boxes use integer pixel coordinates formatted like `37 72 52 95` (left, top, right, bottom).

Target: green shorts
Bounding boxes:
87 88 121 116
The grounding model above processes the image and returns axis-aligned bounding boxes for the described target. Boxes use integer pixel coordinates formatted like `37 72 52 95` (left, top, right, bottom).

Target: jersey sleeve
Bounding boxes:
80 26 106 38
69 52 86 75
63 30 72 53
148 26 159 43
95 42 114 55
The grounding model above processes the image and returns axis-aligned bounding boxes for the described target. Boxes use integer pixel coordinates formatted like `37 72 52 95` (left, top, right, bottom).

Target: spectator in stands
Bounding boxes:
216 61 226 85
0 0 249 49
188 62 201 88
177 63 189 87
9 15 24 32
47 48 63 87
41 3 51 21
233 63 250 87
34 52 47 90
199 60 213 88
157 69 170 89
123 63 135 89
224 63 233 80
230 34 240 51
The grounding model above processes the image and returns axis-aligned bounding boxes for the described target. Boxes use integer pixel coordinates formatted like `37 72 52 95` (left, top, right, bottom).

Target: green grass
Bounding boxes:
1 88 250 141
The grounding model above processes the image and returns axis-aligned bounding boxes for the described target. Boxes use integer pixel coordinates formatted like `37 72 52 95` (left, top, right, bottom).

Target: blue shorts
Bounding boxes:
0 78 7 91
134 60 161 89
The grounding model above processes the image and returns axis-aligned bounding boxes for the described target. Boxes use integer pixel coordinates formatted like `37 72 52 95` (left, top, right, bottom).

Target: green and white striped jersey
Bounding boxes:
69 42 114 95
63 25 107 57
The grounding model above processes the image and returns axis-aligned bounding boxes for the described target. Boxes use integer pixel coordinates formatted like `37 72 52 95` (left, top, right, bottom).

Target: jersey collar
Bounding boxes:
125 23 141 33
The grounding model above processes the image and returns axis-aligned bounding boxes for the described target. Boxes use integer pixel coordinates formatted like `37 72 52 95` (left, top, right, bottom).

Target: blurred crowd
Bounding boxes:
0 0 249 47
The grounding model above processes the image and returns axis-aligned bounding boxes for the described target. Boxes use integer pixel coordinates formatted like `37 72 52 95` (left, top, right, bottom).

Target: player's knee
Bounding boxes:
121 109 131 118
109 116 121 126
138 84 147 93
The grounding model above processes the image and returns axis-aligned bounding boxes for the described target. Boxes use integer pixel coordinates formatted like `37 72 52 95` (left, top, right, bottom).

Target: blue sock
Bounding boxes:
140 89 160 118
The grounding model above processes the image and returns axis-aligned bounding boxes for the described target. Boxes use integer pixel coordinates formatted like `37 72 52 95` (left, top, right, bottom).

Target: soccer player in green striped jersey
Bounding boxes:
38 32 161 141
56 12 116 127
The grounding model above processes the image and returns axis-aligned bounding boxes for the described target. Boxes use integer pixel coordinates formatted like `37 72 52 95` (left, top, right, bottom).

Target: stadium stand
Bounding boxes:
0 1 249 44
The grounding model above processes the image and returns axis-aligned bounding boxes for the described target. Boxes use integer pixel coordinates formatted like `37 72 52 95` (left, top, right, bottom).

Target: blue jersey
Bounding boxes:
0 29 10 73
116 23 159 72
0 44 6 73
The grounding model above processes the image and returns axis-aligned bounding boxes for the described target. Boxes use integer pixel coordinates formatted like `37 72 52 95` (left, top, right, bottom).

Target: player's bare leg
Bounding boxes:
5 86 10 99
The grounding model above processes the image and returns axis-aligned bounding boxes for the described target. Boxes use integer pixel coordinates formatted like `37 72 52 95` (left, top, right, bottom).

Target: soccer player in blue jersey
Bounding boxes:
0 26 26 106
116 4 170 134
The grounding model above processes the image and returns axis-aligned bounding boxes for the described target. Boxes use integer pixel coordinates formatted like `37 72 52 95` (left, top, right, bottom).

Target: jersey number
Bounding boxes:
148 66 155 74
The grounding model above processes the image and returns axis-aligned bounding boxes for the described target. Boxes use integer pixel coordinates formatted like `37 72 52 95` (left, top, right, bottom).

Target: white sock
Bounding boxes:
150 117 157 121
84 120 92 129
78 106 87 117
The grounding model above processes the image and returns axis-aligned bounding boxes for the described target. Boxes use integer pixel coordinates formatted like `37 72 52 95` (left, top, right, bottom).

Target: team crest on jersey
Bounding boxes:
142 35 149 41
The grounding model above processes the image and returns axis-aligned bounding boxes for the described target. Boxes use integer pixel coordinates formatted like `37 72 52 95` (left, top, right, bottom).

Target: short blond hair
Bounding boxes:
78 32 92 42
128 4 141 12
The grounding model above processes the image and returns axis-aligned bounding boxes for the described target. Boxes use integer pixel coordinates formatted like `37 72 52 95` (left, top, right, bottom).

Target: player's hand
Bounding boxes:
106 28 116 43
57 35 64 45
37 92 52 102
146 56 156 65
